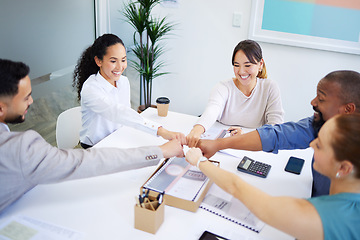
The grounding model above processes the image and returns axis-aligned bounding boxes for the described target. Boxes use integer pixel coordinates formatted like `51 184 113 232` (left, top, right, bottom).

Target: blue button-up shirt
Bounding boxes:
257 116 330 197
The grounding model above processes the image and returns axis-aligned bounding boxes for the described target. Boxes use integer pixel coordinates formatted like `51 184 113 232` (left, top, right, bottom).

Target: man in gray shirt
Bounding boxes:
0 59 184 213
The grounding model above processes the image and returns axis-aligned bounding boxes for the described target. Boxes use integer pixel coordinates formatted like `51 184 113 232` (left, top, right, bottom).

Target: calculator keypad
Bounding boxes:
248 161 271 177
237 156 271 178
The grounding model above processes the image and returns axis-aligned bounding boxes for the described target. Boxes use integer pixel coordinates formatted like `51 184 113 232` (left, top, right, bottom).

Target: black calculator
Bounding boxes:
237 156 271 178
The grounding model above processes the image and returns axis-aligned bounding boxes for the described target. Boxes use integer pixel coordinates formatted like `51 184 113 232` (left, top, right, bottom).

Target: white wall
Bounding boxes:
110 0 360 122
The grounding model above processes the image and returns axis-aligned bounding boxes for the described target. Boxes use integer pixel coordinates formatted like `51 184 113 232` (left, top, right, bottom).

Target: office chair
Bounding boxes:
56 106 82 149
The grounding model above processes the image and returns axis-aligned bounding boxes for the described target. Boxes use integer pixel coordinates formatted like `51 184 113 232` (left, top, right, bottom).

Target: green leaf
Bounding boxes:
122 1 148 34
121 0 175 106
147 16 176 43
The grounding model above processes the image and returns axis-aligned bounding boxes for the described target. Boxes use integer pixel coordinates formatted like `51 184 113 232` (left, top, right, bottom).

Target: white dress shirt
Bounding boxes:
196 78 284 131
80 73 160 146
0 123 10 132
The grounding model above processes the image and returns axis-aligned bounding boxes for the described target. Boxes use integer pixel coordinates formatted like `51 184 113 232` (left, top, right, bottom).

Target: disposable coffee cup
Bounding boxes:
156 97 170 117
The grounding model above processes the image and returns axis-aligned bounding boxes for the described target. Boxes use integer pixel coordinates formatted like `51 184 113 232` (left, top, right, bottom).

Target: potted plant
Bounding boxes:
122 0 176 112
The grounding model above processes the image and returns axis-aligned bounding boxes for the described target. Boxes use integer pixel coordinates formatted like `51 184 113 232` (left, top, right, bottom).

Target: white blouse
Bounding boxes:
196 78 284 131
79 73 160 146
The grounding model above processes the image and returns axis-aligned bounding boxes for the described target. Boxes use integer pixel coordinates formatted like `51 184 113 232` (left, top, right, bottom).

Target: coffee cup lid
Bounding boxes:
156 97 170 104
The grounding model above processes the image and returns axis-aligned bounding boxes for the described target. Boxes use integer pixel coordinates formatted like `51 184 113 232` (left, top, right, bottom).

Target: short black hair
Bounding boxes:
323 70 360 111
0 59 30 97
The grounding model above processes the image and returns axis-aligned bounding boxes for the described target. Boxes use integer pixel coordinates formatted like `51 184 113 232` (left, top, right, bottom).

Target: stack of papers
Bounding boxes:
0 215 83 240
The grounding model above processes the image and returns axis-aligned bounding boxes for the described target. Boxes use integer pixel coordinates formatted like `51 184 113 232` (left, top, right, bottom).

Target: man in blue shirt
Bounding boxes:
198 70 360 197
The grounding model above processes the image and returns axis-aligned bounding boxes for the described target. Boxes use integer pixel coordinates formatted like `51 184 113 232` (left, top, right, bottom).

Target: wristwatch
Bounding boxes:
197 156 208 168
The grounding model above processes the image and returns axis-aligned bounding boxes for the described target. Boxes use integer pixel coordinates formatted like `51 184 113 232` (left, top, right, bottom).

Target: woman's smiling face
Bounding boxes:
95 43 127 85
233 50 263 87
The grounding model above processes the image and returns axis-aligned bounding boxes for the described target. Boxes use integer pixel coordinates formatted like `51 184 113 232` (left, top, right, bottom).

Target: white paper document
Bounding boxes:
0 215 83 240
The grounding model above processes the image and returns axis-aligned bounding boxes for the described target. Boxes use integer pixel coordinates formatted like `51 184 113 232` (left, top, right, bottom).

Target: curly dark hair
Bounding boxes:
73 34 125 101
0 59 30 97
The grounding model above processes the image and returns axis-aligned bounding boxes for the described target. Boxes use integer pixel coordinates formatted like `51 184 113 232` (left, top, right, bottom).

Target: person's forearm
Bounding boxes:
198 161 264 200
198 160 321 239
217 130 263 151
192 124 205 135
198 161 242 196
198 161 280 225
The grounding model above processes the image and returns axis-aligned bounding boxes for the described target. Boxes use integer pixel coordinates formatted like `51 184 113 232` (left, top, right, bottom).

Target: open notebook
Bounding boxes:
200 184 265 233
143 157 209 201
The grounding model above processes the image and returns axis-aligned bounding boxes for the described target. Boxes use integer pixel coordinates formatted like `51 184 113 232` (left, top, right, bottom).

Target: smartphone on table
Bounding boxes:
199 231 229 240
284 156 305 175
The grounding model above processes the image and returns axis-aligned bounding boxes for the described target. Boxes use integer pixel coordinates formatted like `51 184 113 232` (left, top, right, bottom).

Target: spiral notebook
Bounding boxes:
200 184 265 233
143 157 209 201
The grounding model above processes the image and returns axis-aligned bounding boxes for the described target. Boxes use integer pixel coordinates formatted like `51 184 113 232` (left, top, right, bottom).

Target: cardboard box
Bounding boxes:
141 158 219 212
134 196 165 234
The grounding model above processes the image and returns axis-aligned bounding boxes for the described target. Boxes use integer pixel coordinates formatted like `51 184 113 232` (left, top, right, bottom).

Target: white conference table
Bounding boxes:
0 108 314 240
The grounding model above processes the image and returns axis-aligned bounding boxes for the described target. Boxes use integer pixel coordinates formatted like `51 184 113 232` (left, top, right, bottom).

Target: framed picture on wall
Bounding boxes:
248 0 360 55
